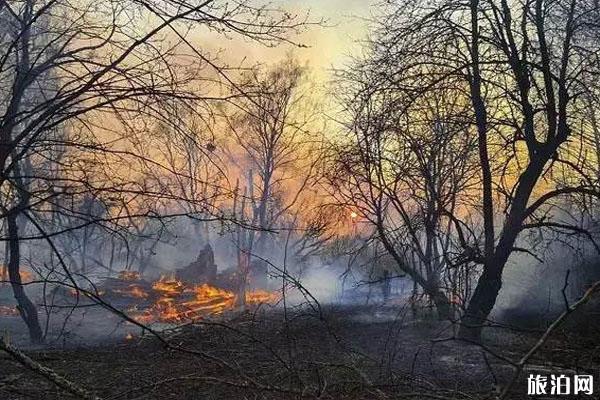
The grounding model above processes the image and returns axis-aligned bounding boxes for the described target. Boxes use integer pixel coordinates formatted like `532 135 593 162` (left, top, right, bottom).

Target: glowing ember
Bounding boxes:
118 270 141 281
113 285 148 299
152 276 184 296
128 280 278 324
246 289 279 304
76 272 280 324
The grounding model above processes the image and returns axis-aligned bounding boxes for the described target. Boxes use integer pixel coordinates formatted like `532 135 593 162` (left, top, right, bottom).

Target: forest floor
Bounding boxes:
1 303 599 399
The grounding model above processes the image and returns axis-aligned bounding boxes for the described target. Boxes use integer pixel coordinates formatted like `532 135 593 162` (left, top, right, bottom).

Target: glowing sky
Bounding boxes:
198 0 377 84
260 0 375 69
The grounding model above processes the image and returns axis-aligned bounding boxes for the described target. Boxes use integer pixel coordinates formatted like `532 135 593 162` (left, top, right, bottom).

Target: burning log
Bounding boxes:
152 276 185 296
98 275 153 308
41 245 279 326
88 268 278 324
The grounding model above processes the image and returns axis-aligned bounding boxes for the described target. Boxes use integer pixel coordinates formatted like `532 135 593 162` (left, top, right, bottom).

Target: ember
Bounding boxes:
118 270 141 281
96 274 279 324
152 276 185 296
246 290 279 304
113 285 148 299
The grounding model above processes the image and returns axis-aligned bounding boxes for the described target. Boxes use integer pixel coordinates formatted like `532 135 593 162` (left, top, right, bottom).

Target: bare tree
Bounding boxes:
225 57 323 291
329 75 478 318
349 0 600 339
0 0 314 342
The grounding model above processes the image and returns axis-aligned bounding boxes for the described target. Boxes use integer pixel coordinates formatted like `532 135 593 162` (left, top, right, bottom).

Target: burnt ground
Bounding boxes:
1 303 599 400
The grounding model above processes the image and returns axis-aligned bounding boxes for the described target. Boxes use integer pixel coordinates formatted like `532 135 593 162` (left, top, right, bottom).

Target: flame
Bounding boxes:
246 289 279 304
113 284 148 299
118 270 141 281
181 284 236 316
59 272 280 324
152 276 184 296
128 280 277 324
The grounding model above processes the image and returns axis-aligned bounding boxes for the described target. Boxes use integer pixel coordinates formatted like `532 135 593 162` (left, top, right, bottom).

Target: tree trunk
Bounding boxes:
235 250 249 308
459 236 514 341
410 280 418 318
458 265 502 341
7 212 43 344
459 155 548 341
431 290 451 321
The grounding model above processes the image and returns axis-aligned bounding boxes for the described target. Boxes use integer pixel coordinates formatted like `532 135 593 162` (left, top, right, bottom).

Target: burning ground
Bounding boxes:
2 252 600 399
3 256 600 399
2 300 600 400
0 268 279 346
93 271 278 324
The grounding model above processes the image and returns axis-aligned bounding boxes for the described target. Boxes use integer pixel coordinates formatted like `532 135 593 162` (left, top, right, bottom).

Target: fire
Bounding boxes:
152 276 184 296
135 283 234 323
181 284 236 315
118 270 141 281
127 279 278 324
113 285 148 299
60 272 280 324
190 283 234 299
246 289 279 304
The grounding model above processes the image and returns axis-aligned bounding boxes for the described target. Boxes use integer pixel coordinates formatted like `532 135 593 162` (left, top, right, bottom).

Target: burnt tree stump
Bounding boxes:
176 244 218 285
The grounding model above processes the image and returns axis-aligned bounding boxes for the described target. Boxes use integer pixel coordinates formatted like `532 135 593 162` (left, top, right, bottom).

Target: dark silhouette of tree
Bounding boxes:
344 0 600 339
329 77 478 318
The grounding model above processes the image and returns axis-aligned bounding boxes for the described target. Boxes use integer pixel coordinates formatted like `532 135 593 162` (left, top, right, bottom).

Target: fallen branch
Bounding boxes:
0 336 102 400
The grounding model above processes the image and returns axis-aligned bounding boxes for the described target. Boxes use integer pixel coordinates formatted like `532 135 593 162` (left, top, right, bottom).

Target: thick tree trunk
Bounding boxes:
460 158 548 341
459 226 519 341
458 266 503 341
431 289 451 321
7 213 43 344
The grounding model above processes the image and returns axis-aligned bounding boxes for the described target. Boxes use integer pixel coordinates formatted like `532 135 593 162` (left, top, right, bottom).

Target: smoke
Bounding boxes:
286 264 346 304
493 230 600 328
